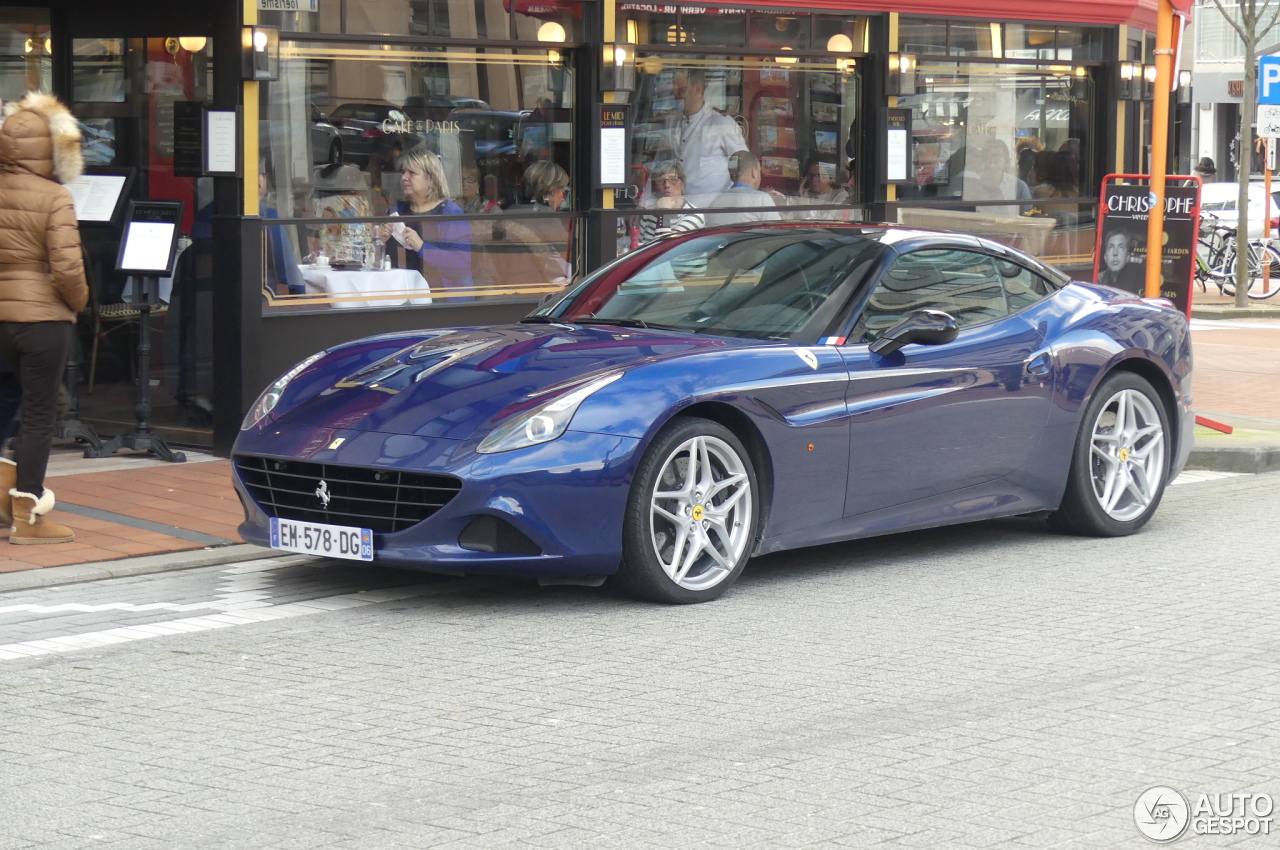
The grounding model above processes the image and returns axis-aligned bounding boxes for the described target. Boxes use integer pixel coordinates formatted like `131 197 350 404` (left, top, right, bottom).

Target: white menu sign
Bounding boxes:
205 110 238 174
119 221 177 274
65 174 128 223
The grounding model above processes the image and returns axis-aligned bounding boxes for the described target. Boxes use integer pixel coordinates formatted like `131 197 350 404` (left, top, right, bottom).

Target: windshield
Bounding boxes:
550 230 888 341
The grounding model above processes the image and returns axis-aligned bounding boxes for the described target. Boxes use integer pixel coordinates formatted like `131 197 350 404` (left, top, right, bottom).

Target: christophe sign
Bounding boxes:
1095 176 1201 318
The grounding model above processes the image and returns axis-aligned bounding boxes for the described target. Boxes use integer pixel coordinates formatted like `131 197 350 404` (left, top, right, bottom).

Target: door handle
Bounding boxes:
1025 351 1052 377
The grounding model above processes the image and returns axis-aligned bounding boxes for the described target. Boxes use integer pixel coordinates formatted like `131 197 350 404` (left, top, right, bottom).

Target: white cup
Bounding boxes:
315 254 330 268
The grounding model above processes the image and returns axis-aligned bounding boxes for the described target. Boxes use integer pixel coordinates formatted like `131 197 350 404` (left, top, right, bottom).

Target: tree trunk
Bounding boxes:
1238 49 1259 308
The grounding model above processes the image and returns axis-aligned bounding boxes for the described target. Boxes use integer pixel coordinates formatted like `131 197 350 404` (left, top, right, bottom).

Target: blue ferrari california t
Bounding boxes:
232 223 1194 603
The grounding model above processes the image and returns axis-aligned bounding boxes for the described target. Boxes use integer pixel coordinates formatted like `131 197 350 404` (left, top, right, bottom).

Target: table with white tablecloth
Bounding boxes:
300 266 433 309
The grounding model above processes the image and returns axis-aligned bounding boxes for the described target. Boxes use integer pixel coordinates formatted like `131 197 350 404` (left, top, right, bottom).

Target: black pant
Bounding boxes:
0 322 70 495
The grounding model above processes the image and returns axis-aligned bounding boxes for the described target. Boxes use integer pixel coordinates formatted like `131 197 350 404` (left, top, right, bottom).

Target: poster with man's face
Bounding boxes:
1095 182 1199 316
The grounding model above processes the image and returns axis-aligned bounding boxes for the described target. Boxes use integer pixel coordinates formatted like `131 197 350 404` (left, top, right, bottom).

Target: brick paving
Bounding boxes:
0 457 238 574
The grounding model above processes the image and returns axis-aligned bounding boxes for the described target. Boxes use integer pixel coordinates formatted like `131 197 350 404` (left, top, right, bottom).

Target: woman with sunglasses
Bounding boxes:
638 162 704 245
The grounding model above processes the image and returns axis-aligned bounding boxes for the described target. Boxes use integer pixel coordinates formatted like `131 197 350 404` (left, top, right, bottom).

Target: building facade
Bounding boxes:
0 0 1167 454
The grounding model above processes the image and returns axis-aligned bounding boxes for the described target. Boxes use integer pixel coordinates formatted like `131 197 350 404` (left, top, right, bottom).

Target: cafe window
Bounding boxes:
898 18 1108 62
895 59 1100 266
262 0 582 42
259 38 577 312
622 9 870 237
0 10 51 100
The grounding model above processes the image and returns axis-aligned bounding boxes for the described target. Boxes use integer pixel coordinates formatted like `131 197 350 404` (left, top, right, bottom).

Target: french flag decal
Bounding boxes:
819 336 847 346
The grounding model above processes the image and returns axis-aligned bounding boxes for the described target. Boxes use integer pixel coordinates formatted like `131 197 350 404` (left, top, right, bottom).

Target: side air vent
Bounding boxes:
459 515 542 556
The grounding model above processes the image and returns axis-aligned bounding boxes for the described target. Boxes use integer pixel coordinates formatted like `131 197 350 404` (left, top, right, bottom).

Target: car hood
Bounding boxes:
274 323 743 439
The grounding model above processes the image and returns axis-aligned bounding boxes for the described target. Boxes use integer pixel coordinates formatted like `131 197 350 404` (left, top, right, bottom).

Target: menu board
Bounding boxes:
117 200 183 275
65 171 131 224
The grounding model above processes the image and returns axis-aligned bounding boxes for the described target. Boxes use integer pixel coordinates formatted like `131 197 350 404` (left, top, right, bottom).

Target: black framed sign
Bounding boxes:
173 101 204 178
116 200 184 276
594 103 630 189
65 166 135 226
883 108 913 185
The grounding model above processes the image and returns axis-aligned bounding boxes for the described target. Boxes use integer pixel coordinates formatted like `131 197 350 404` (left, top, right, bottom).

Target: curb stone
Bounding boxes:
1185 446 1280 475
0 543 302 593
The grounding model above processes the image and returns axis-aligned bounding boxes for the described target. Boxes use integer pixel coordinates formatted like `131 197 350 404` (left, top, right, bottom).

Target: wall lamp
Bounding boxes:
1177 69 1193 106
1117 60 1141 100
1142 63 1158 101
603 19 637 93
888 52 916 96
242 25 278 81
828 33 857 76
603 42 636 92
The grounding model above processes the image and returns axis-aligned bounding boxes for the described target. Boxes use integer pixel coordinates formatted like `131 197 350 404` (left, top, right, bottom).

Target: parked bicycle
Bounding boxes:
1195 211 1280 300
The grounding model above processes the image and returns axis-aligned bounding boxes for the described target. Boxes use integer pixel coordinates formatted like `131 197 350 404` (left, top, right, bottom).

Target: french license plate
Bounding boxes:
270 517 373 561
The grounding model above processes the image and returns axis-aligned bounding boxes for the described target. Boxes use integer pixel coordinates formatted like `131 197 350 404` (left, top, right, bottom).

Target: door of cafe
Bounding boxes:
66 28 217 449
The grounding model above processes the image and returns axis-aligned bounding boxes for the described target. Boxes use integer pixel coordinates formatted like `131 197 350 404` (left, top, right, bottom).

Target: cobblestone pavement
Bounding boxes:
0 472 1276 849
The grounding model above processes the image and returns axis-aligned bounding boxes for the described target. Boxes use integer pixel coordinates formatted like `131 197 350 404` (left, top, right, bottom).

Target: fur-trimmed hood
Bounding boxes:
0 92 83 185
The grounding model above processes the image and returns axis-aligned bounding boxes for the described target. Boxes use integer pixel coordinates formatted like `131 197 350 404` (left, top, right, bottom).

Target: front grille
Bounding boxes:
234 455 461 534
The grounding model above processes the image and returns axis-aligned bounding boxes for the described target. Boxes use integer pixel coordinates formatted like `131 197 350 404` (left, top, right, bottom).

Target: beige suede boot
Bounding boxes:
0 459 15 525
9 488 75 545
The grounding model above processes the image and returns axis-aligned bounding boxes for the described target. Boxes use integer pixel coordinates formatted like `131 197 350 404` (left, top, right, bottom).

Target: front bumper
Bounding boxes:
233 423 643 577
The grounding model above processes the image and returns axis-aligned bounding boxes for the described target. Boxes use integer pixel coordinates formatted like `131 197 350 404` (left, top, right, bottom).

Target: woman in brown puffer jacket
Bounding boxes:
0 92 89 545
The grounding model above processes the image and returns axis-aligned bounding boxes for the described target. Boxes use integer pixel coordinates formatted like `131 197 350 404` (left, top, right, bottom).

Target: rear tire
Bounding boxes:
1048 372 1170 537
615 417 758 604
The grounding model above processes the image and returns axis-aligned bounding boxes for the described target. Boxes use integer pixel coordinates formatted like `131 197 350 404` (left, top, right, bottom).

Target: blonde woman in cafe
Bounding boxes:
378 147 473 298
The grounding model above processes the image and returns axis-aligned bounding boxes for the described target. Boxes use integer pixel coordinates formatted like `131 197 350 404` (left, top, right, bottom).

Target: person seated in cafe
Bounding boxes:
785 160 851 221
500 160 573 286
456 164 503 286
1031 150 1081 227
259 164 305 295
379 146 473 297
961 138 1031 216
704 151 783 227
457 164 502 214
638 161 704 245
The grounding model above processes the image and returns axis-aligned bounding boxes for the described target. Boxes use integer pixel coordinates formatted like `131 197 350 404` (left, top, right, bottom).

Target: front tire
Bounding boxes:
1049 372 1170 536
616 417 758 604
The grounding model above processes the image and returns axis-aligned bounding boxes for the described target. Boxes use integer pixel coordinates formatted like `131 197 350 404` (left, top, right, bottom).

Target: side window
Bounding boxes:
857 249 1009 341
995 258 1058 312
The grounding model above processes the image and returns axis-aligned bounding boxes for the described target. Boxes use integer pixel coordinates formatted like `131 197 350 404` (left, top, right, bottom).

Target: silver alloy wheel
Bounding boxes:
649 434 753 591
1088 387 1167 522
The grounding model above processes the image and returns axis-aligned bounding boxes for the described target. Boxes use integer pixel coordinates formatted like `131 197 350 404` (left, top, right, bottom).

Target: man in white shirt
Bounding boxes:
669 69 748 206
705 151 783 227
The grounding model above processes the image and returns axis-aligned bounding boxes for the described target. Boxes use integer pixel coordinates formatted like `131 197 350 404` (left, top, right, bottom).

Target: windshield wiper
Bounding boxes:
519 315 561 324
577 317 652 329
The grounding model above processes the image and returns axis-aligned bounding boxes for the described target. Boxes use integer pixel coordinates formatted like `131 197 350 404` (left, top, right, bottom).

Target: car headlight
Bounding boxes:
477 373 623 454
241 352 327 430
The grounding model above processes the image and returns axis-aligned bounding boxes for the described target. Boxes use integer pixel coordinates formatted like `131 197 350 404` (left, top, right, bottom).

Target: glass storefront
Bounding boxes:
259 4 582 312
618 8 871 247
893 20 1108 266
0 11 51 100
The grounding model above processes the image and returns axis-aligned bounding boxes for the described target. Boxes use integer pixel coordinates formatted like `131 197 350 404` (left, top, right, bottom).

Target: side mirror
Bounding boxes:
868 309 959 356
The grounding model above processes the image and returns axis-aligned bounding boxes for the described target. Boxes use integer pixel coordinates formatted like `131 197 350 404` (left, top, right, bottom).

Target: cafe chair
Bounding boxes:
87 278 168 394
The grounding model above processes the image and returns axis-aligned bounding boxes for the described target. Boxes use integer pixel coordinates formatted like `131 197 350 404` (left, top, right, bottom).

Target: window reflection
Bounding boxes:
261 40 575 310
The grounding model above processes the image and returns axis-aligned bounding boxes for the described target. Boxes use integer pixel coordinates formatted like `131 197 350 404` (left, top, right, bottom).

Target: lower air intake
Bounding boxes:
458 515 542 556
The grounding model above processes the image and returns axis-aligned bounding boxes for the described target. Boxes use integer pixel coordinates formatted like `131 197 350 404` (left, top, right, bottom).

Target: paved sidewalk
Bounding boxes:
0 450 249 581
0 293 1275 586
